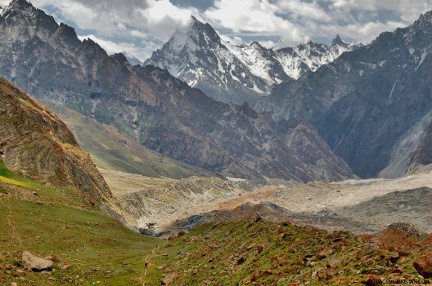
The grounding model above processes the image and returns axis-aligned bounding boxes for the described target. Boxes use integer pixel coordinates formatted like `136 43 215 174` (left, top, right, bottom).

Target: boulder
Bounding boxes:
161 271 179 285
413 252 432 278
22 251 54 272
365 274 381 286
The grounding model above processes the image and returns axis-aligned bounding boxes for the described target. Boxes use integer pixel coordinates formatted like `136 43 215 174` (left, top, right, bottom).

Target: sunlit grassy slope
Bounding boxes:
0 159 161 285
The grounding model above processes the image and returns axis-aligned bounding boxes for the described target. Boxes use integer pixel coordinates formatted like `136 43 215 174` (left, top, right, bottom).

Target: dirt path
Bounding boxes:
139 240 169 285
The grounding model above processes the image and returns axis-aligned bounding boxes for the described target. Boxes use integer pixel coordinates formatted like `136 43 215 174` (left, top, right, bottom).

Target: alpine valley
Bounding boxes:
1 0 432 285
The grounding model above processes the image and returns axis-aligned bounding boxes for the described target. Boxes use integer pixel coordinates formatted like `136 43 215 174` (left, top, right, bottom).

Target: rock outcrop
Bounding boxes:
407 122 432 175
413 252 432 278
22 251 53 272
0 77 112 202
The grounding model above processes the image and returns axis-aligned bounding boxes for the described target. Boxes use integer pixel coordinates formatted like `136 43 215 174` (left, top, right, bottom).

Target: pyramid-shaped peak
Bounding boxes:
6 0 33 11
332 34 346 46
250 41 264 48
176 15 208 34
191 15 201 23
167 15 221 52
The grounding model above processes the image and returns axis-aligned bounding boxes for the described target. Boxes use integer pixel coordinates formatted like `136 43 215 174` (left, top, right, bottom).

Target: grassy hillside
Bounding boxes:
0 159 162 285
2 157 431 285
146 219 432 285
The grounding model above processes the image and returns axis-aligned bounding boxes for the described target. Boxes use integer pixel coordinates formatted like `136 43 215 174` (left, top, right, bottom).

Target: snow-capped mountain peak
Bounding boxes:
145 17 360 104
275 36 361 78
167 16 212 53
3 0 33 13
144 16 269 104
332 34 346 46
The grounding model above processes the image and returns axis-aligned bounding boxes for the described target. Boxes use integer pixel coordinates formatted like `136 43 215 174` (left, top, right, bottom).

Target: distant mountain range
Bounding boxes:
2 0 432 182
144 16 360 105
0 0 354 183
256 11 432 178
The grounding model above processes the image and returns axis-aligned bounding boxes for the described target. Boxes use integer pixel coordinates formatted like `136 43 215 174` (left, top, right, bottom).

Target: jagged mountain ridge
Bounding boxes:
145 17 359 104
272 35 361 79
257 10 432 178
0 0 355 183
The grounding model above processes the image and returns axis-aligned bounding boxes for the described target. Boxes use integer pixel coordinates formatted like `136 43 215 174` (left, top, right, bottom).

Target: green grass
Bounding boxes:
0 199 158 285
0 159 161 285
0 159 11 178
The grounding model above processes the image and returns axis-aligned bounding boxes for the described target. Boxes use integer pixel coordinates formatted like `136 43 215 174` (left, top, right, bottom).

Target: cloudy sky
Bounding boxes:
1 0 432 61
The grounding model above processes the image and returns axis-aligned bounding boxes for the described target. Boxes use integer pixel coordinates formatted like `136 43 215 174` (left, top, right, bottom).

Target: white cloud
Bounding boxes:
219 34 244 46
26 0 200 59
203 0 432 47
31 0 198 40
276 0 332 22
204 0 306 44
77 34 158 62
3 0 432 60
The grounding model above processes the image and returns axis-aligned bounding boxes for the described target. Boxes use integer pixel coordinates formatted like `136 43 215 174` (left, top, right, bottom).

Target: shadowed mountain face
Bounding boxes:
257 11 432 178
0 0 354 183
0 77 112 202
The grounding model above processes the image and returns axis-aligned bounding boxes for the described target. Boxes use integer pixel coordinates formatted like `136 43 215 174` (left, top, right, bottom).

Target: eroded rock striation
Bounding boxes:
0 77 112 202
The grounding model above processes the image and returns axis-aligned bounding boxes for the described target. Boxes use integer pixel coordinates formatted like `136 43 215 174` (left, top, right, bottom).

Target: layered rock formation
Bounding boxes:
0 77 112 202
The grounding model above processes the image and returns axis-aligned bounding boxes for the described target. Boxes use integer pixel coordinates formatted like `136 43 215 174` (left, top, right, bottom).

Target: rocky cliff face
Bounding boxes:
0 0 354 183
0 77 112 203
257 11 432 178
407 122 432 175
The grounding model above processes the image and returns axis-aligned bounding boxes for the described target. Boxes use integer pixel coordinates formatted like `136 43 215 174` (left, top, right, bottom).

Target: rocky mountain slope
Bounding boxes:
0 0 354 183
147 220 432 285
145 17 359 105
47 103 215 179
0 77 112 203
257 10 432 178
